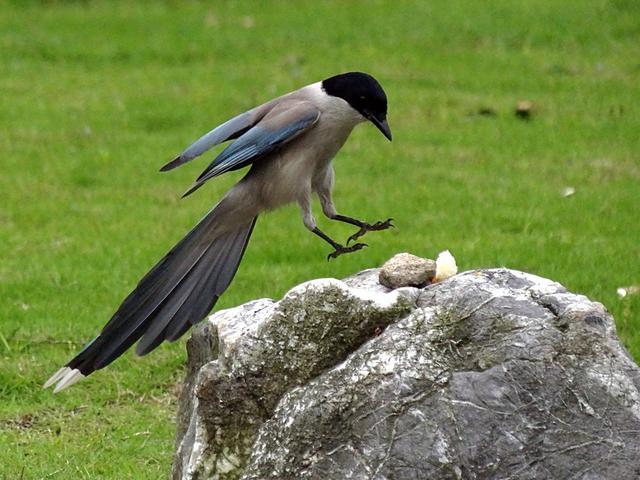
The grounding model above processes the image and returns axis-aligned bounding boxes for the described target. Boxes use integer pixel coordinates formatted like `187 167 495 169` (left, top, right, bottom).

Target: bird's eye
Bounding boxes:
359 95 366 100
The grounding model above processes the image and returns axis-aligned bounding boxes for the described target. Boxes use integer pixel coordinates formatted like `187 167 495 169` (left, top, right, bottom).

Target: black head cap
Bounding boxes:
321 72 392 140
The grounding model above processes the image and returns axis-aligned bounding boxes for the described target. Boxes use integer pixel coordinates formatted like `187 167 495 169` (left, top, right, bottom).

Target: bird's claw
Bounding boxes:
327 242 367 260
347 218 394 244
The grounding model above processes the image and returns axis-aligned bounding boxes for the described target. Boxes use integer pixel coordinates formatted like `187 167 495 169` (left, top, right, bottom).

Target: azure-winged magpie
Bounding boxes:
45 72 393 392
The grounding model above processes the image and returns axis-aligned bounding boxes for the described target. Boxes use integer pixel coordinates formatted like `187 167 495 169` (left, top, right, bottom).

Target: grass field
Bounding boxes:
1 0 639 478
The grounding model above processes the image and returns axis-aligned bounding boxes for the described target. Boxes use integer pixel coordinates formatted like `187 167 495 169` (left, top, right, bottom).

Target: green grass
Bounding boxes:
1 0 639 477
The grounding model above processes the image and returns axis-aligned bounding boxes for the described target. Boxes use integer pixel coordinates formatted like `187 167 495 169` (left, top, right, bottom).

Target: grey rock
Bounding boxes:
174 273 416 479
378 252 436 289
174 268 640 480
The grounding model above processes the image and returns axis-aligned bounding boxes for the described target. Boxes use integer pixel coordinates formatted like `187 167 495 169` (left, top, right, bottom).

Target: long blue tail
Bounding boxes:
44 206 256 392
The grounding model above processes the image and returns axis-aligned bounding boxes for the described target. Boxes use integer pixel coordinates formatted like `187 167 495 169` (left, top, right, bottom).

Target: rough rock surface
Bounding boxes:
378 252 436 288
174 267 640 480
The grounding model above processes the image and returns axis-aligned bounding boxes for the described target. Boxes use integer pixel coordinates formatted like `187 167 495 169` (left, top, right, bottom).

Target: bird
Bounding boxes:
44 71 393 393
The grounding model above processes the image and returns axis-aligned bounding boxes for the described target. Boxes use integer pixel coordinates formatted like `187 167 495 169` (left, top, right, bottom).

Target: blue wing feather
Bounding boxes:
180 113 253 160
182 104 320 197
160 100 277 172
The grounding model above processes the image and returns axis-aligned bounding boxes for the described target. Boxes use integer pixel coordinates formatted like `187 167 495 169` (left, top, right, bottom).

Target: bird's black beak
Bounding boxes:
368 115 392 141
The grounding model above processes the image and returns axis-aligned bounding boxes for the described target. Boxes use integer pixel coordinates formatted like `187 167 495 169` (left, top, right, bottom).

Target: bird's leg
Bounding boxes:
315 171 393 245
311 227 367 260
299 193 366 260
331 214 394 244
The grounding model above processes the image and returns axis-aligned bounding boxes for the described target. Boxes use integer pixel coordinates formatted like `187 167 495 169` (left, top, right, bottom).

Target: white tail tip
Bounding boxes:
44 367 86 393
53 368 85 393
43 366 71 389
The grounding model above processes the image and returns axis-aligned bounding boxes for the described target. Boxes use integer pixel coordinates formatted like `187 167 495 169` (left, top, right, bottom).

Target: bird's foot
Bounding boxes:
347 218 394 244
327 242 367 260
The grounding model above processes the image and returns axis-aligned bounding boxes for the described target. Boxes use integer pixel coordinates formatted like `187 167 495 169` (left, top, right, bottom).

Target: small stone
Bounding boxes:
617 285 640 298
515 100 533 119
378 252 436 289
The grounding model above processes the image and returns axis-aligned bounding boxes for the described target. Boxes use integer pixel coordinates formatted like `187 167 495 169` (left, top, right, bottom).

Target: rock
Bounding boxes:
515 100 534 119
174 267 640 480
379 252 436 288
173 275 416 480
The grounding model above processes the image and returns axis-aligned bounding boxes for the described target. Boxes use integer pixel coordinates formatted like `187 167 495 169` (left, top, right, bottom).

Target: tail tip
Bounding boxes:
43 366 69 389
160 156 181 172
44 367 86 393
181 182 202 198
